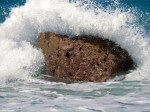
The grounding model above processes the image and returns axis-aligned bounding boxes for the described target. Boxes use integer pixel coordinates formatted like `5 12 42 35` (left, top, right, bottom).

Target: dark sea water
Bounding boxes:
0 0 150 112
0 0 25 22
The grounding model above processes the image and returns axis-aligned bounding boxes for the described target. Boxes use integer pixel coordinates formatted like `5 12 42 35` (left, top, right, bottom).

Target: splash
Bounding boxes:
0 0 149 83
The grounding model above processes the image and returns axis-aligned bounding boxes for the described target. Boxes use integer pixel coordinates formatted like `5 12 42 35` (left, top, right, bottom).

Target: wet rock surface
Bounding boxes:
35 32 134 82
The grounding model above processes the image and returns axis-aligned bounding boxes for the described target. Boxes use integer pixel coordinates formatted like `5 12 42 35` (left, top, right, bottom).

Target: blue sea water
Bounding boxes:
95 0 150 35
0 0 25 22
0 0 150 112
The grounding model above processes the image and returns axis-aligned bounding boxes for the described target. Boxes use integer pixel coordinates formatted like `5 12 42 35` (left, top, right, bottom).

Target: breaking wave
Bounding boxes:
0 0 150 83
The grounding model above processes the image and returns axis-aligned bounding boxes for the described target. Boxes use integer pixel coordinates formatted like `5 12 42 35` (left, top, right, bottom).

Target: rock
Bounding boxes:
35 32 134 82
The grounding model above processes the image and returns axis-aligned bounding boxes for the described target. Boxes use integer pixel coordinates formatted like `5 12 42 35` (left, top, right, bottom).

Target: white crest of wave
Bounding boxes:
0 0 150 83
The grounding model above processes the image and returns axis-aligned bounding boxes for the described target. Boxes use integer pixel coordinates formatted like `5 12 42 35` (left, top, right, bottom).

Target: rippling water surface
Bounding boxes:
1 80 150 112
0 0 150 112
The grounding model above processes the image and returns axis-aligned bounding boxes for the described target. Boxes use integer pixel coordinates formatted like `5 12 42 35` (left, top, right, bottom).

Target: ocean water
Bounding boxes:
0 0 150 112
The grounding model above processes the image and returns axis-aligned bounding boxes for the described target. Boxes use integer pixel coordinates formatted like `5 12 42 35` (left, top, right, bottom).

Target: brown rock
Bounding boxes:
35 32 134 82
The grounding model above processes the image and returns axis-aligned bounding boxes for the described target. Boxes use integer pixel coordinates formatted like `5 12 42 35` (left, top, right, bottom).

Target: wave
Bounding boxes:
0 0 149 83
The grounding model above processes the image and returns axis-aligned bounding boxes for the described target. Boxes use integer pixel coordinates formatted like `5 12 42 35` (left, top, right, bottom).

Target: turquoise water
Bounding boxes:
0 0 25 22
0 0 150 112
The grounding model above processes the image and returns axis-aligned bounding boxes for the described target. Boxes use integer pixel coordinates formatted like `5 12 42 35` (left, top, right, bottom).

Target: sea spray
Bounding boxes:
0 0 149 83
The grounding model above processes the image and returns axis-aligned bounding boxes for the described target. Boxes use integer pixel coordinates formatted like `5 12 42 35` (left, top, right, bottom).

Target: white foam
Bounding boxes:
0 0 149 82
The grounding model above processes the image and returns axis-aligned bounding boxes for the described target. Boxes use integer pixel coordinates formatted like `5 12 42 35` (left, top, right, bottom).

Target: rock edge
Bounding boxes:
35 32 134 82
